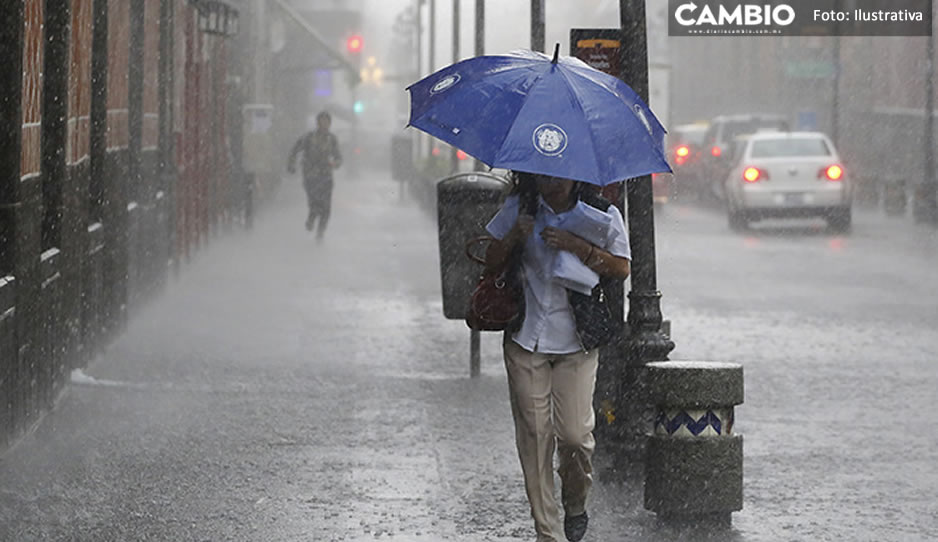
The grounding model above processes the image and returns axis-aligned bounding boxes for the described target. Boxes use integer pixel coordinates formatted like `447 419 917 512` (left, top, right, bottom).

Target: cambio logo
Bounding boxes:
675 2 796 26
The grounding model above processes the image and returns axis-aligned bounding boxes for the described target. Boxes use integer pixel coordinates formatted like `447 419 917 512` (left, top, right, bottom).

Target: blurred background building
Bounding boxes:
234 0 935 219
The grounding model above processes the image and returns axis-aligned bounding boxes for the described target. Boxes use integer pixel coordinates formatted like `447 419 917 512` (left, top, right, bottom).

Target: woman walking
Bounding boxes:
484 172 631 542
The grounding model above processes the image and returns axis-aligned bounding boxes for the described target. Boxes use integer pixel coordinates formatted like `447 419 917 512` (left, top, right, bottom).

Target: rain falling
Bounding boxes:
0 1 936 541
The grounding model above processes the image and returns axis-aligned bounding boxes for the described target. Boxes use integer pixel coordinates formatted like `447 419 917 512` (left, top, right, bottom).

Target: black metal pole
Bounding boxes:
452 0 460 65
429 0 436 73
0 0 24 213
90 0 109 221
0 0 24 275
414 0 424 168
619 0 673 357
473 0 485 173
831 0 842 145
428 0 436 158
922 12 936 225
229 38 245 232
831 37 841 145
416 0 423 77
128 0 145 204
41 0 71 251
531 0 544 52
451 0 460 172
616 0 675 461
158 0 170 177
3 0 45 439
475 0 484 57
158 0 178 242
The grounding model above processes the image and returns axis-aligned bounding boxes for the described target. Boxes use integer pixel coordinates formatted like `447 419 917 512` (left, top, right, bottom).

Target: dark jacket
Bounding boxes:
288 130 342 179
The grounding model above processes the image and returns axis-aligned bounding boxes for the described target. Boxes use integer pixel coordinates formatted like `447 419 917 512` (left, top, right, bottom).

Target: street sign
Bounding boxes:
570 29 621 77
573 38 621 75
570 29 625 206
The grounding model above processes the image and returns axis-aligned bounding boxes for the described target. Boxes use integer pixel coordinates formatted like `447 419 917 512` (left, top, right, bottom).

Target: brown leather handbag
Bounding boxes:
464 236 522 331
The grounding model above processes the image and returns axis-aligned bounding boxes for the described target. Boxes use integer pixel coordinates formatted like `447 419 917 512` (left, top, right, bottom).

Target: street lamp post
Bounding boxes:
451 0 460 172
617 0 675 460
531 0 544 52
473 0 485 173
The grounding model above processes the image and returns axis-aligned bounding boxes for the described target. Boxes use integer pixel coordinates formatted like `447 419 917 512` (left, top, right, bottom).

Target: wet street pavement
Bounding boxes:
1 169 937 541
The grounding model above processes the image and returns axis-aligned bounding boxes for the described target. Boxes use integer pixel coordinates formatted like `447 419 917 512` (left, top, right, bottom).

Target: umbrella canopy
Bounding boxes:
406 48 672 186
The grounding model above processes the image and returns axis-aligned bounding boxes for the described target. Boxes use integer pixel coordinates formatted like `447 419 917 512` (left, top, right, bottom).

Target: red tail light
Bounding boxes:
821 164 843 181
676 145 690 158
711 146 722 157
743 167 766 183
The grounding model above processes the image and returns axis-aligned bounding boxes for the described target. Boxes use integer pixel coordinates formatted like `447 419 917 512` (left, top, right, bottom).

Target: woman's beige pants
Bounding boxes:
503 339 599 542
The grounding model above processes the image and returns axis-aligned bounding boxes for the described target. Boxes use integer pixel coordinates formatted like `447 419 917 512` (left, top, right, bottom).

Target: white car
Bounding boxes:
723 131 852 232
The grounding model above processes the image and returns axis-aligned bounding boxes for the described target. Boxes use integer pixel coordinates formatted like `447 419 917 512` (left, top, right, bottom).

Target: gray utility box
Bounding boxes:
437 172 511 320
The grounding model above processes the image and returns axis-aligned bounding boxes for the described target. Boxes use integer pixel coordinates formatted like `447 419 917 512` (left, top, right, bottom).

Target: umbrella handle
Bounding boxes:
465 236 495 265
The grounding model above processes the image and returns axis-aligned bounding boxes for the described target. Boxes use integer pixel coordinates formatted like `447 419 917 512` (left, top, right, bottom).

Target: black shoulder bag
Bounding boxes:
566 191 622 351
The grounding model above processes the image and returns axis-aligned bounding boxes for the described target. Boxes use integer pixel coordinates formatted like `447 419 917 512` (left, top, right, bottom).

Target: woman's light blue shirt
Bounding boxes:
486 193 631 354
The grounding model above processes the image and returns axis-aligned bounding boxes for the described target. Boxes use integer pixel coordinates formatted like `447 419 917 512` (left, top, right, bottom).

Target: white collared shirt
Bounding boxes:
486 193 631 354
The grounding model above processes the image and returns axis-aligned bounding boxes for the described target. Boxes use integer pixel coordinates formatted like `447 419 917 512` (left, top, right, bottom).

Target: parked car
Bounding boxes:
723 131 852 232
700 114 790 200
668 122 708 199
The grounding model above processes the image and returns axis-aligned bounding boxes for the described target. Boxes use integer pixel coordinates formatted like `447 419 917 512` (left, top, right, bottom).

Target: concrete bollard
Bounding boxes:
644 361 744 527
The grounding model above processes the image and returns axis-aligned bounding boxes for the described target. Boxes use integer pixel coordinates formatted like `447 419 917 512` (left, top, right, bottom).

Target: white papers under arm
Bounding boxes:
552 251 599 295
556 201 613 246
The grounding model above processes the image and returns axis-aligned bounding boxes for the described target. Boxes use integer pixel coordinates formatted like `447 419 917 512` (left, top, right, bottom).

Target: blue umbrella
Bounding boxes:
406 47 672 186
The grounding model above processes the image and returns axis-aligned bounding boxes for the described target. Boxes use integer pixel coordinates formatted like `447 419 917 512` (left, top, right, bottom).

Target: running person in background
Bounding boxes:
288 111 342 240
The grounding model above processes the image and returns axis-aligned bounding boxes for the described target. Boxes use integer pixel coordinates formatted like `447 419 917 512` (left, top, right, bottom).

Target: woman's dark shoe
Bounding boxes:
564 511 588 542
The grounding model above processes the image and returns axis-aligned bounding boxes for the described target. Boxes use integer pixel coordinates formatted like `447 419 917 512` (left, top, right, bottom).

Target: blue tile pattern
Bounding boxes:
654 408 733 437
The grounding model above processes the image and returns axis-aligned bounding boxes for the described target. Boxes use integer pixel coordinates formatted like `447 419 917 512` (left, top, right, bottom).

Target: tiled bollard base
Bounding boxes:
644 361 744 525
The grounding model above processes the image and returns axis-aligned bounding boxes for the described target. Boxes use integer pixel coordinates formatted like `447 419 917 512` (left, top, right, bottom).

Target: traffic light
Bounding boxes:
346 34 363 54
353 100 365 115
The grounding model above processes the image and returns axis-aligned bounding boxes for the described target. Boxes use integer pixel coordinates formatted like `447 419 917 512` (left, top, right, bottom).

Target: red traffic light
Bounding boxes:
346 35 363 53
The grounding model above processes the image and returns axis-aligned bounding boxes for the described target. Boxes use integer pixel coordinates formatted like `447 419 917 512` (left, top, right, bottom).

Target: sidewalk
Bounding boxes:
0 170 645 541
1 167 935 541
